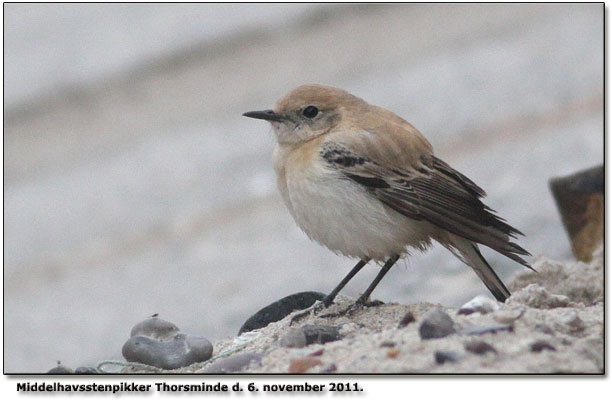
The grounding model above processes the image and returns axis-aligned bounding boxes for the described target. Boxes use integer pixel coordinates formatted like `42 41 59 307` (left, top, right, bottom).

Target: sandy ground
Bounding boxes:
3 4 603 372
123 245 601 374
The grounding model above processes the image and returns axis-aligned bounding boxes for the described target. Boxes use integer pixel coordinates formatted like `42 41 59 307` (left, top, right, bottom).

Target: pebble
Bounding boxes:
238 291 326 335
464 341 497 355
398 311 416 328
122 316 213 370
493 309 526 324
279 328 307 348
47 364 73 374
419 308 456 340
379 340 396 348
386 349 400 359
321 364 337 373
280 325 342 348
529 340 557 353
288 357 323 373
75 367 98 374
434 351 459 364
457 295 499 315
303 325 342 345
202 352 263 373
130 316 179 339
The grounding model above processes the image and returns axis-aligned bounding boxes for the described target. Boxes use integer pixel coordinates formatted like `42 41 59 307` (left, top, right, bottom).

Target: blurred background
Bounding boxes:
3 3 603 372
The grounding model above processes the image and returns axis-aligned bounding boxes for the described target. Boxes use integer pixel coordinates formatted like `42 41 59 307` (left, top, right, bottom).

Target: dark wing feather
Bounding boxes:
321 143 531 267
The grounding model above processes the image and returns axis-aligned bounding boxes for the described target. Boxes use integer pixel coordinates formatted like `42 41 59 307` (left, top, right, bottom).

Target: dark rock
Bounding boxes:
419 308 456 340
47 364 73 374
379 340 396 348
239 291 326 335
122 316 213 370
549 165 603 262
458 324 513 335
398 311 416 328
434 351 459 364
202 352 263 373
464 341 497 355
75 367 98 374
530 340 556 353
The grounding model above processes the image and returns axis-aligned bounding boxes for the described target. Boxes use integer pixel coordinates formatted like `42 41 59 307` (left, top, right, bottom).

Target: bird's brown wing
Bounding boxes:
320 140 531 267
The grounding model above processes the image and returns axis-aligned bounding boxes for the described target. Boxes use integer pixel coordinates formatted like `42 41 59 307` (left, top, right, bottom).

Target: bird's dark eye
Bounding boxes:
302 105 319 119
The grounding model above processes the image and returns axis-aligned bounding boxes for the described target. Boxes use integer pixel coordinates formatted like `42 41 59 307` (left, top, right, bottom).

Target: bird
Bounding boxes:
243 84 531 308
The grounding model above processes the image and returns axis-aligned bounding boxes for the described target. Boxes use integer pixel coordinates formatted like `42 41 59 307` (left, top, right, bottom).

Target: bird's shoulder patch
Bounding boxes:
320 142 367 168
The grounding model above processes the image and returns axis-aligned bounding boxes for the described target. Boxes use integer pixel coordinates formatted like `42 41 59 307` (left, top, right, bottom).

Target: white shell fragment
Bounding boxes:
458 295 500 315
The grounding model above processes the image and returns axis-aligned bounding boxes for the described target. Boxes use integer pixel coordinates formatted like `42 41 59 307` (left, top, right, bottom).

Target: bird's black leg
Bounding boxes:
319 255 400 318
290 258 370 324
353 254 400 307
320 258 369 307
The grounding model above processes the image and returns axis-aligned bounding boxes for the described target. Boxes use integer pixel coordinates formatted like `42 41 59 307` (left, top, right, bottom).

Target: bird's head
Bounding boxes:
243 84 365 144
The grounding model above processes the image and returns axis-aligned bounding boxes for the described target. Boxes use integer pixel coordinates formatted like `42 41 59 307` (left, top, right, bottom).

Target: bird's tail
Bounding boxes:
444 235 511 302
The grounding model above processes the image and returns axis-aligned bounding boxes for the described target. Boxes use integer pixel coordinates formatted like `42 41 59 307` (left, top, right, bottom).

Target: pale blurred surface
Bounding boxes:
3 3 602 372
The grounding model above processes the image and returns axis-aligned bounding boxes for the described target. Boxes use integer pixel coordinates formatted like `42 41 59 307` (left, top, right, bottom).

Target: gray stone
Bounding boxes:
75 366 98 374
239 291 326 335
203 352 263 373
279 328 308 348
47 364 73 374
419 308 456 340
130 316 180 339
280 324 341 348
302 325 341 345
122 316 213 370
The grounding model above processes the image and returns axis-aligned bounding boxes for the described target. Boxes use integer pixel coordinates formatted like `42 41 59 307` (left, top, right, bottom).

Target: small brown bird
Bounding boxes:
244 84 530 307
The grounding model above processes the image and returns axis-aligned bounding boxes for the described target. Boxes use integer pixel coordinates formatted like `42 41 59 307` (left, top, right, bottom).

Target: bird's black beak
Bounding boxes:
242 109 284 122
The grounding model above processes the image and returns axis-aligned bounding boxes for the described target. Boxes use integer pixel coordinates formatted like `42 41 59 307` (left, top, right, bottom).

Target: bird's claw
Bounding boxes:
289 300 329 325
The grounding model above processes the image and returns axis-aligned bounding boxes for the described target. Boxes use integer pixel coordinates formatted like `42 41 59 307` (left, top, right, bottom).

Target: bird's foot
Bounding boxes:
320 297 385 318
319 299 365 318
289 309 311 325
289 300 329 325
364 299 385 307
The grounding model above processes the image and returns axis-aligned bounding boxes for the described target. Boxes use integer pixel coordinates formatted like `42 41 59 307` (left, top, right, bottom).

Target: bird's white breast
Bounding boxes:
273 142 432 261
